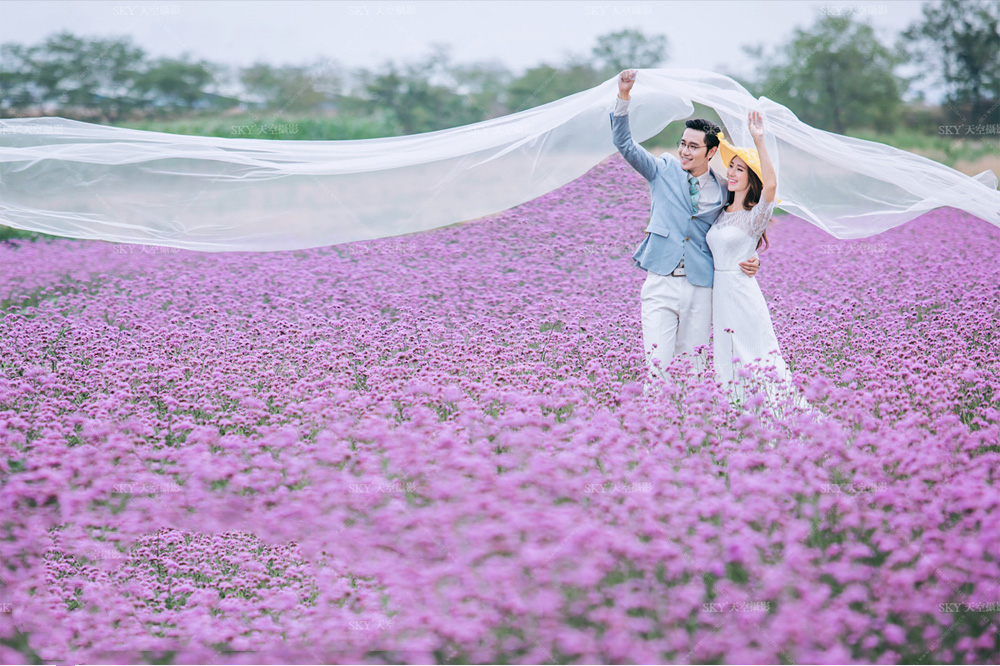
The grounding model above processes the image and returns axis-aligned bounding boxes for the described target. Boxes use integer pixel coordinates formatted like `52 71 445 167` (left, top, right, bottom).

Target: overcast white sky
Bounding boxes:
3 0 936 99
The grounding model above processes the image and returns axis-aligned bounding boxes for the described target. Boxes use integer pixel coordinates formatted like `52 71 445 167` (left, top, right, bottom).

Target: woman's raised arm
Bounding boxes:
748 110 777 204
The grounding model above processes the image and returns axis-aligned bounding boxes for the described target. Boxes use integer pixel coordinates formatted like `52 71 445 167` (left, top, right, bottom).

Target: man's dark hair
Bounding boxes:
684 118 721 152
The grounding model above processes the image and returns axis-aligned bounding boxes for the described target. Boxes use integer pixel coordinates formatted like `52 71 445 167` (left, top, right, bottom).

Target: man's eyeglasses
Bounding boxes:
677 140 705 152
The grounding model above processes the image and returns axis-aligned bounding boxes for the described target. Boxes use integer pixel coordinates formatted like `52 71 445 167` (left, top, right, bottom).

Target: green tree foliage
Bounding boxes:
0 43 34 111
448 59 512 120
238 58 337 113
355 44 479 135
0 32 228 121
19 31 148 121
901 0 1000 123
741 15 905 133
135 55 220 115
502 29 666 113
591 28 668 79
504 61 604 112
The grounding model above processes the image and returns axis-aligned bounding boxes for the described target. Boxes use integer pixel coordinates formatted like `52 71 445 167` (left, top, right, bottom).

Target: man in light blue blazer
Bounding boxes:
611 69 759 388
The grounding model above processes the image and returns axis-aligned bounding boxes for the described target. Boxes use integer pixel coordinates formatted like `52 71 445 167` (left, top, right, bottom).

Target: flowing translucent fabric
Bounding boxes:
1 68 998 252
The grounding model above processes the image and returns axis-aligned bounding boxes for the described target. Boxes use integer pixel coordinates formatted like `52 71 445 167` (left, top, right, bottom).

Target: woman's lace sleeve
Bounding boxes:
751 196 776 237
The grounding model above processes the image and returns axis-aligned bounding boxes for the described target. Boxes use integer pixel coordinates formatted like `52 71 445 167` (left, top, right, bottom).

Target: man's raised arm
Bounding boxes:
610 69 658 182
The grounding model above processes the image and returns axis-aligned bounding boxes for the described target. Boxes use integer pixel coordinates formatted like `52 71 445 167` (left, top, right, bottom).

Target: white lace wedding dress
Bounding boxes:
707 196 806 408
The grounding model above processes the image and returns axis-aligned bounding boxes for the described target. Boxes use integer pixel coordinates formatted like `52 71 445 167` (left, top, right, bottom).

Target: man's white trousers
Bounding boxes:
640 271 712 387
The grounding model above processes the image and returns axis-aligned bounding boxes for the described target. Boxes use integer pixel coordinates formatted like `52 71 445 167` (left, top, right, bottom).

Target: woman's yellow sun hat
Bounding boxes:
716 131 762 180
715 130 781 203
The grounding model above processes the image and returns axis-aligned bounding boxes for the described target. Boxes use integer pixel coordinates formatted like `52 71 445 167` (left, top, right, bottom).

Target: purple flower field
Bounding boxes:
1 154 998 665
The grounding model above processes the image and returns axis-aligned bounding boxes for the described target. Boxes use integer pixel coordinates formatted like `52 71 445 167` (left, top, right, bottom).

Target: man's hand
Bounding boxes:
739 255 760 277
618 69 636 100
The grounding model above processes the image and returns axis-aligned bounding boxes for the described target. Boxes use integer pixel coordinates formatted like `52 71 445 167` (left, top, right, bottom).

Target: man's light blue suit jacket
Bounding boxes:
610 109 727 288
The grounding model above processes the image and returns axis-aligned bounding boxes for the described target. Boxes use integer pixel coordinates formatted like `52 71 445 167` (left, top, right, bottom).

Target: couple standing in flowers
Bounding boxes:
611 69 801 407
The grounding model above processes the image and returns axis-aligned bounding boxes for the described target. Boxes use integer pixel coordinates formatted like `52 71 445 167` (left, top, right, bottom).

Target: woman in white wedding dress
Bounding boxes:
707 111 805 409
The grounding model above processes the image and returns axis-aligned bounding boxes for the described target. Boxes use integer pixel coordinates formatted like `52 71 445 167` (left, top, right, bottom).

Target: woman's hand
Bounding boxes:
748 110 764 140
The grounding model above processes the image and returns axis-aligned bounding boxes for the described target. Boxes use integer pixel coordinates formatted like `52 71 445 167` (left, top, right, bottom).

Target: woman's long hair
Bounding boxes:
725 166 770 252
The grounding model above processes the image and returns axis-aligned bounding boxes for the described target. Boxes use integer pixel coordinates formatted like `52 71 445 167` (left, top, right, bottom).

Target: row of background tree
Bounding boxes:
0 0 997 139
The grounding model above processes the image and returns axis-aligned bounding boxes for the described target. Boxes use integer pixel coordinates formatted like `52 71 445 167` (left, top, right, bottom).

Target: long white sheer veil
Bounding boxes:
1 67 997 252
